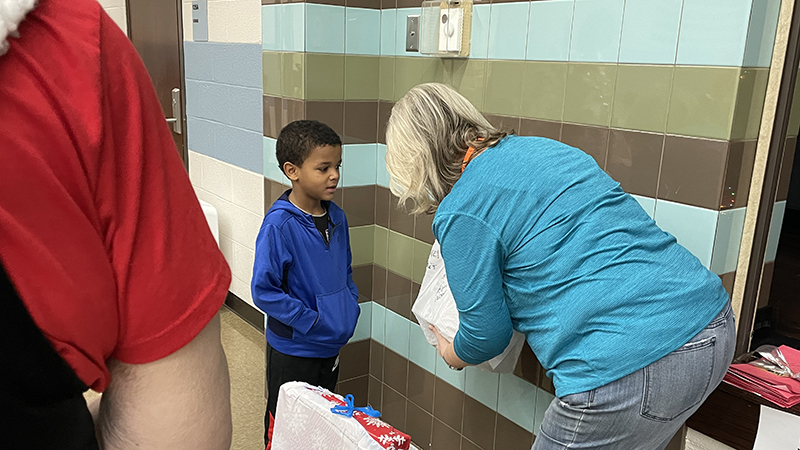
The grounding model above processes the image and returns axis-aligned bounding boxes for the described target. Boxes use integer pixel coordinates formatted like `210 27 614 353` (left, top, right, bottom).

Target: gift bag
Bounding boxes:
272 382 411 450
411 240 525 373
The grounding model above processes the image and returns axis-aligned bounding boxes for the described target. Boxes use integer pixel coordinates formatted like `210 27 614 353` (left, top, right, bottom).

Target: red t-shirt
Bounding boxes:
0 0 231 391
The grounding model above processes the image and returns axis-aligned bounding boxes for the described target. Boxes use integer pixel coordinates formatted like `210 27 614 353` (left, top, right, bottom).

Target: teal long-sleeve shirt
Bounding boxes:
433 136 729 397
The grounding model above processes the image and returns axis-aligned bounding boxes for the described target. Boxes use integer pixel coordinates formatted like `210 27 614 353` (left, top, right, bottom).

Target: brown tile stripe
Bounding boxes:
364 340 539 449
261 0 382 7
264 95 756 211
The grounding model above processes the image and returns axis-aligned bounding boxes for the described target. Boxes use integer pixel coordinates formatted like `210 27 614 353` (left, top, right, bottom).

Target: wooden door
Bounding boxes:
126 0 187 165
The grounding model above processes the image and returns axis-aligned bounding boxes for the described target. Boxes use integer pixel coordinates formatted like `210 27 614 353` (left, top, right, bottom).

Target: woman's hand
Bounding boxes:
429 325 469 370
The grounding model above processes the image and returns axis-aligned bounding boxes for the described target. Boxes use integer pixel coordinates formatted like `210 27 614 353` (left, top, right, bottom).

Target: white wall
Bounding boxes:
97 0 128 35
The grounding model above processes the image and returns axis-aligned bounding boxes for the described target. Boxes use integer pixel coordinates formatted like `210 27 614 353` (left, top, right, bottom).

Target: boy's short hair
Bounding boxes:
276 120 342 175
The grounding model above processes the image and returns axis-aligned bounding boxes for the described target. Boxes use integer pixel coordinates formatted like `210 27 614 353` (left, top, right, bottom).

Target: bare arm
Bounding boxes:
93 313 232 450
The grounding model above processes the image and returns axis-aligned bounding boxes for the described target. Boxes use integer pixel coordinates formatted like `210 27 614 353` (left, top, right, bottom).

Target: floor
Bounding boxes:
84 307 266 450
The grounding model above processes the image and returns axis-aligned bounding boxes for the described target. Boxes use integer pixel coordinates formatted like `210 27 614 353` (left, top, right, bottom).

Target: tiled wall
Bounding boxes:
98 0 128 34
256 1 787 449
183 0 265 307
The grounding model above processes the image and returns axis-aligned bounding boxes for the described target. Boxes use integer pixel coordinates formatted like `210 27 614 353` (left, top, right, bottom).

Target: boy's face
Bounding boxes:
285 145 342 203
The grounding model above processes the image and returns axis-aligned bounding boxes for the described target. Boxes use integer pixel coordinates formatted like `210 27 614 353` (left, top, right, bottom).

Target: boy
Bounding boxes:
252 120 360 449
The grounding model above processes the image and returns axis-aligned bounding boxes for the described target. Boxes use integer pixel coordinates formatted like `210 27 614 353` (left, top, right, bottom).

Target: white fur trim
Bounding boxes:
0 0 37 56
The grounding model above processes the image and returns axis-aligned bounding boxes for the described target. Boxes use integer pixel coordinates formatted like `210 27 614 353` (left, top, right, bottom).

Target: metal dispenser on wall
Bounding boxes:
417 1 472 58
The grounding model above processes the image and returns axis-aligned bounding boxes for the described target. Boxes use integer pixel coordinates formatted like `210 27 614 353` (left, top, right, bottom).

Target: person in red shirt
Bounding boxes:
0 0 234 448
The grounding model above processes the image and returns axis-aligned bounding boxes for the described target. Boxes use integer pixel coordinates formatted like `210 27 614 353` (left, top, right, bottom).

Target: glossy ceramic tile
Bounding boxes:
406 402 434 448
433 377 465 432
654 200 719 268
666 66 739 140
386 269 412 319
765 201 786 262
305 53 345 100
659 136 728 210
631 194 657 219
560 123 609 169
261 4 282 51
262 95 280 139
722 140 757 209
526 0 574 62
414 213 435 244
497 372 537 432
389 194 414 236
344 185 376 227
387 230 414 279
393 57 447 101
406 360 435 411
494 412 534 450
352 263 374 302
618 0 682 64
378 101 393 144
262 51 282 97
710 207 747 275
282 3 306 52
306 3 345 53
343 102 379 144
731 68 770 141
384 347 409 395
394 8 422 57
371 301 386 344
568 0 624 63
384 304 410 359
380 9 397 56
743 0 781 67
379 57 396 101
370 340 385 380
464 365 500 411
340 339 371 380
373 265 388 305
374 225 389 267
281 52 305 99
606 129 664 197
446 59 487 111
488 2 531 60
412 240 432 284
534 390 555 436
563 63 617 127
408 322 437 374
470 3 491 59
263 137 282 181
462 395 497 450
435 356 466 391
676 0 752 66
519 118 562 140
338 376 369 406
346 7 381 55
431 418 460 450
381 384 407 431
611 64 673 133
484 60 526 116
345 55 380 100
486 115 521 133
350 225 375 266
377 145 391 188
521 62 568 121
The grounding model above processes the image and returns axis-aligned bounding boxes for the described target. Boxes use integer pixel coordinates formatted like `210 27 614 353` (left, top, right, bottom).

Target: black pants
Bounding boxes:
265 343 339 448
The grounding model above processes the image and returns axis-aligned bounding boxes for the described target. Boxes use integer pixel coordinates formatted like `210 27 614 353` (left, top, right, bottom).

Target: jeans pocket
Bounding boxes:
641 336 716 422
559 389 595 410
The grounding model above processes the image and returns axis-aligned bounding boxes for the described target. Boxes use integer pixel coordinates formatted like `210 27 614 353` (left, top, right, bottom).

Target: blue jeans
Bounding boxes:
533 302 735 450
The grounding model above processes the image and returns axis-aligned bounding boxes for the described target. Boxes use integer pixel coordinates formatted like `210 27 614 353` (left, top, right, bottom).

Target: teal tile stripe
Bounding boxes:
262 1 772 66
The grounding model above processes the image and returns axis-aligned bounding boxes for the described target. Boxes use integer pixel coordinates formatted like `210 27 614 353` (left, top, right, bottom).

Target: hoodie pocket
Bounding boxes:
310 287 360 346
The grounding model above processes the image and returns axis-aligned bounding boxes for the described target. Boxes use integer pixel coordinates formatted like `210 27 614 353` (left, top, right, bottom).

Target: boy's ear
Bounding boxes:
283 162 300 181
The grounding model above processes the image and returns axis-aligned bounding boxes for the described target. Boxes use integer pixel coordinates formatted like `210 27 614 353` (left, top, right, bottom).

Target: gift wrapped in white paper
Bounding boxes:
271 382 411 450
411 240 526 373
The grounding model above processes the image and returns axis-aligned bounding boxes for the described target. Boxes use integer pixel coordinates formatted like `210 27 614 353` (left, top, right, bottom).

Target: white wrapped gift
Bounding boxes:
412 240 526 373
272 382 411 450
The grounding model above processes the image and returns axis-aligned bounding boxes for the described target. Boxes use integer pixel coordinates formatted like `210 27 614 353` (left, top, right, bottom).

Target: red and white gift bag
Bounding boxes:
272 382 412 450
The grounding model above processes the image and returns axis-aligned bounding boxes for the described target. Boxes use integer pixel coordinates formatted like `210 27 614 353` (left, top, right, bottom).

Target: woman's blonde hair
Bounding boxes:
385 83 508 215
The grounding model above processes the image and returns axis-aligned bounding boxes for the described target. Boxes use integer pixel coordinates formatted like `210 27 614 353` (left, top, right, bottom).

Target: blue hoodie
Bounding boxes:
251 191 360 358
